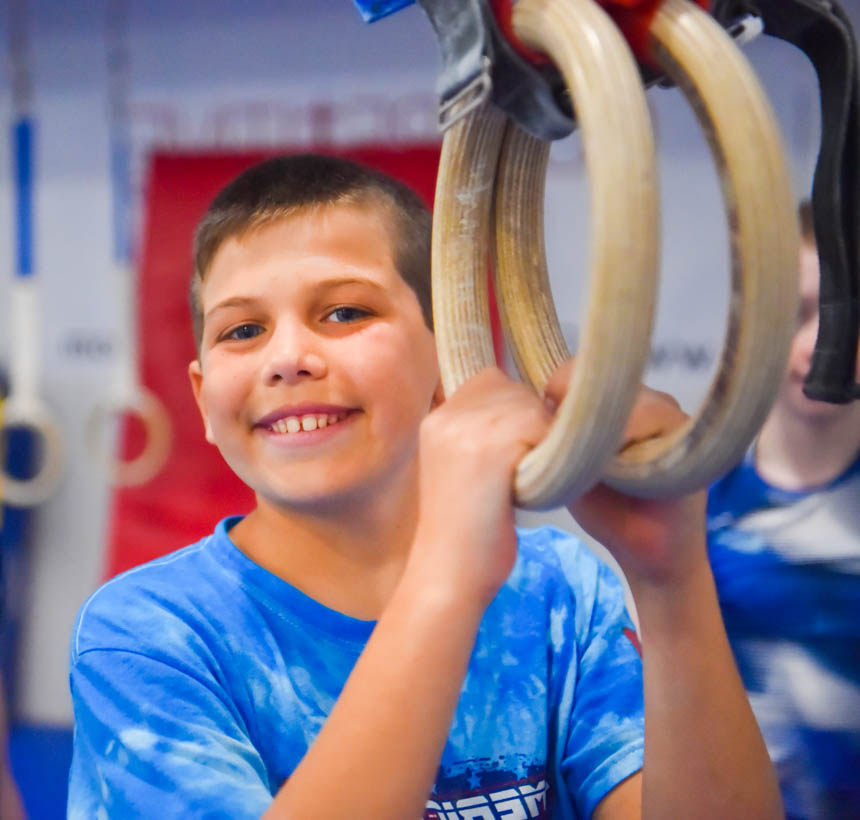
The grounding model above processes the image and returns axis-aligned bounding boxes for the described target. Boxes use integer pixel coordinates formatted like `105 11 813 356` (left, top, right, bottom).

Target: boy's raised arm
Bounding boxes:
578 485 783 820
555 374 784 820
265 369 552 819
264 567 488 818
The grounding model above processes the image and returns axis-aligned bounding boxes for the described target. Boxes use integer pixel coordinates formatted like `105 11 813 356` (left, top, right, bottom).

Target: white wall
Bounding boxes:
0 0 857 724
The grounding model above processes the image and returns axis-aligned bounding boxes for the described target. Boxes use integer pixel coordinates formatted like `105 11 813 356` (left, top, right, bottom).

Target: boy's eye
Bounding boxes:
325 306 371 324
223 323 264 341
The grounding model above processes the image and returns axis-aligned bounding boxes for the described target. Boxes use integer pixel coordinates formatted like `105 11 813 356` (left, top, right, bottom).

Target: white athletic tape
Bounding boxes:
111 262 138 404
10 279 40 403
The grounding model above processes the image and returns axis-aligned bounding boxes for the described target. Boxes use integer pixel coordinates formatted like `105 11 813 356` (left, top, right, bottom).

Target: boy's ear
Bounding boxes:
188 359 215 444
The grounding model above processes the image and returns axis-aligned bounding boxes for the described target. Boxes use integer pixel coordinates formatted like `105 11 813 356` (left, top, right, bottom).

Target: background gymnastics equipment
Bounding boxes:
358 0 854 509
2 0 65 508
86 0 171 487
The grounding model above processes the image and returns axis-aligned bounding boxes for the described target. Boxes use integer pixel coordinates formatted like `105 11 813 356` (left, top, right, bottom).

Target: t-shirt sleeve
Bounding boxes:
559 554 644 818
68 645 273 820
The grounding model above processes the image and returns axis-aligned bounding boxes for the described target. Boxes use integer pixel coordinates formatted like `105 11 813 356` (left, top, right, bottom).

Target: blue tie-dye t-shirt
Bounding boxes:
708 451 860 819
68 518 644 819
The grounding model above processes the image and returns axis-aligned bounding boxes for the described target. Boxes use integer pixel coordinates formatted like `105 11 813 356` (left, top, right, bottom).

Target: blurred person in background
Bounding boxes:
707 200 860 819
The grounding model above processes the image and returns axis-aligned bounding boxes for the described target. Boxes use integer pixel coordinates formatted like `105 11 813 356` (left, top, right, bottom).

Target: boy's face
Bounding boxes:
188 204 441 510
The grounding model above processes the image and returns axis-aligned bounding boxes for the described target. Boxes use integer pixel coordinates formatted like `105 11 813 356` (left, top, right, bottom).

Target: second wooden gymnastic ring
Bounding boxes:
495 0 800 498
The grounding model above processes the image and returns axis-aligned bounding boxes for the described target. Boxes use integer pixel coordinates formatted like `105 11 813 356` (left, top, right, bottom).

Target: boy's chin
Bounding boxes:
223 450 365 508
252 474 375 514
786 385 847 424
228 450 419 515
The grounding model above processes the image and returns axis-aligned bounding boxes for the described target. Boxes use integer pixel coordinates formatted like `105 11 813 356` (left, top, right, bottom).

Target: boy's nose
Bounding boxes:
262 336 327 385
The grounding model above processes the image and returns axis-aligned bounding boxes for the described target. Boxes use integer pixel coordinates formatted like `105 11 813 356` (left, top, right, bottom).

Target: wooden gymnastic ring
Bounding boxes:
87 386 172 486
433 0 659 509
432 102 508 395
1 399 65 507
495 0 800 499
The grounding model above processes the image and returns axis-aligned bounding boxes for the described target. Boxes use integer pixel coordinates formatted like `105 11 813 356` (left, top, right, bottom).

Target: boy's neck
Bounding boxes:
755 399 860 491
229 470 421 620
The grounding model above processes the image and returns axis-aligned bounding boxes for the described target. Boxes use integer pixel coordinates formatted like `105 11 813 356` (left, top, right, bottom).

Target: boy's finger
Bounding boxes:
543 359 684 448
620 387 687 452
542 356 576 412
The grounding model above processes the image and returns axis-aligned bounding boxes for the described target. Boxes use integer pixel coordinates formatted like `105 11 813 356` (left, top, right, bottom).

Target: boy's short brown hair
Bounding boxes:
191 154 433 348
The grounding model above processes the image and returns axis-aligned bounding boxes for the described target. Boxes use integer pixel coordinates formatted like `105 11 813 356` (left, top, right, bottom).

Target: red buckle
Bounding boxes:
599 0 711 68
491 0 712 71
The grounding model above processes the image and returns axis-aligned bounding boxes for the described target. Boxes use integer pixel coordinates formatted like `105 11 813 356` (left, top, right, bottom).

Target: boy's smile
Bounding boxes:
254 402 356 439
188 203 441 512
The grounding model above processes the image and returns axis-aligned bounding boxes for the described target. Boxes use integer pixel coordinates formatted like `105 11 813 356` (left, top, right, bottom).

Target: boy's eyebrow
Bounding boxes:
311 275 388 294
204 296 262 322
204 277 388 321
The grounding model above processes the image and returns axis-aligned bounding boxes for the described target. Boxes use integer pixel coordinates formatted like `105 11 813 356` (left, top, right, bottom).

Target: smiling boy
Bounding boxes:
68 154 782 819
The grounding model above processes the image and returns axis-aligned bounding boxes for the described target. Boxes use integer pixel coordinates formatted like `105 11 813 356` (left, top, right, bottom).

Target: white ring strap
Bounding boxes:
2 281 65 507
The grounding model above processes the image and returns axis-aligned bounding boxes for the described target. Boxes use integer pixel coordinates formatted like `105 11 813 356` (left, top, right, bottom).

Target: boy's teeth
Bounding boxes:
270 412 345 434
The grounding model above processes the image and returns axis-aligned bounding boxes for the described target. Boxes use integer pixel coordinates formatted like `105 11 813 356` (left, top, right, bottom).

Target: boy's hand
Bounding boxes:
410 367 552 608
545 358 708 588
